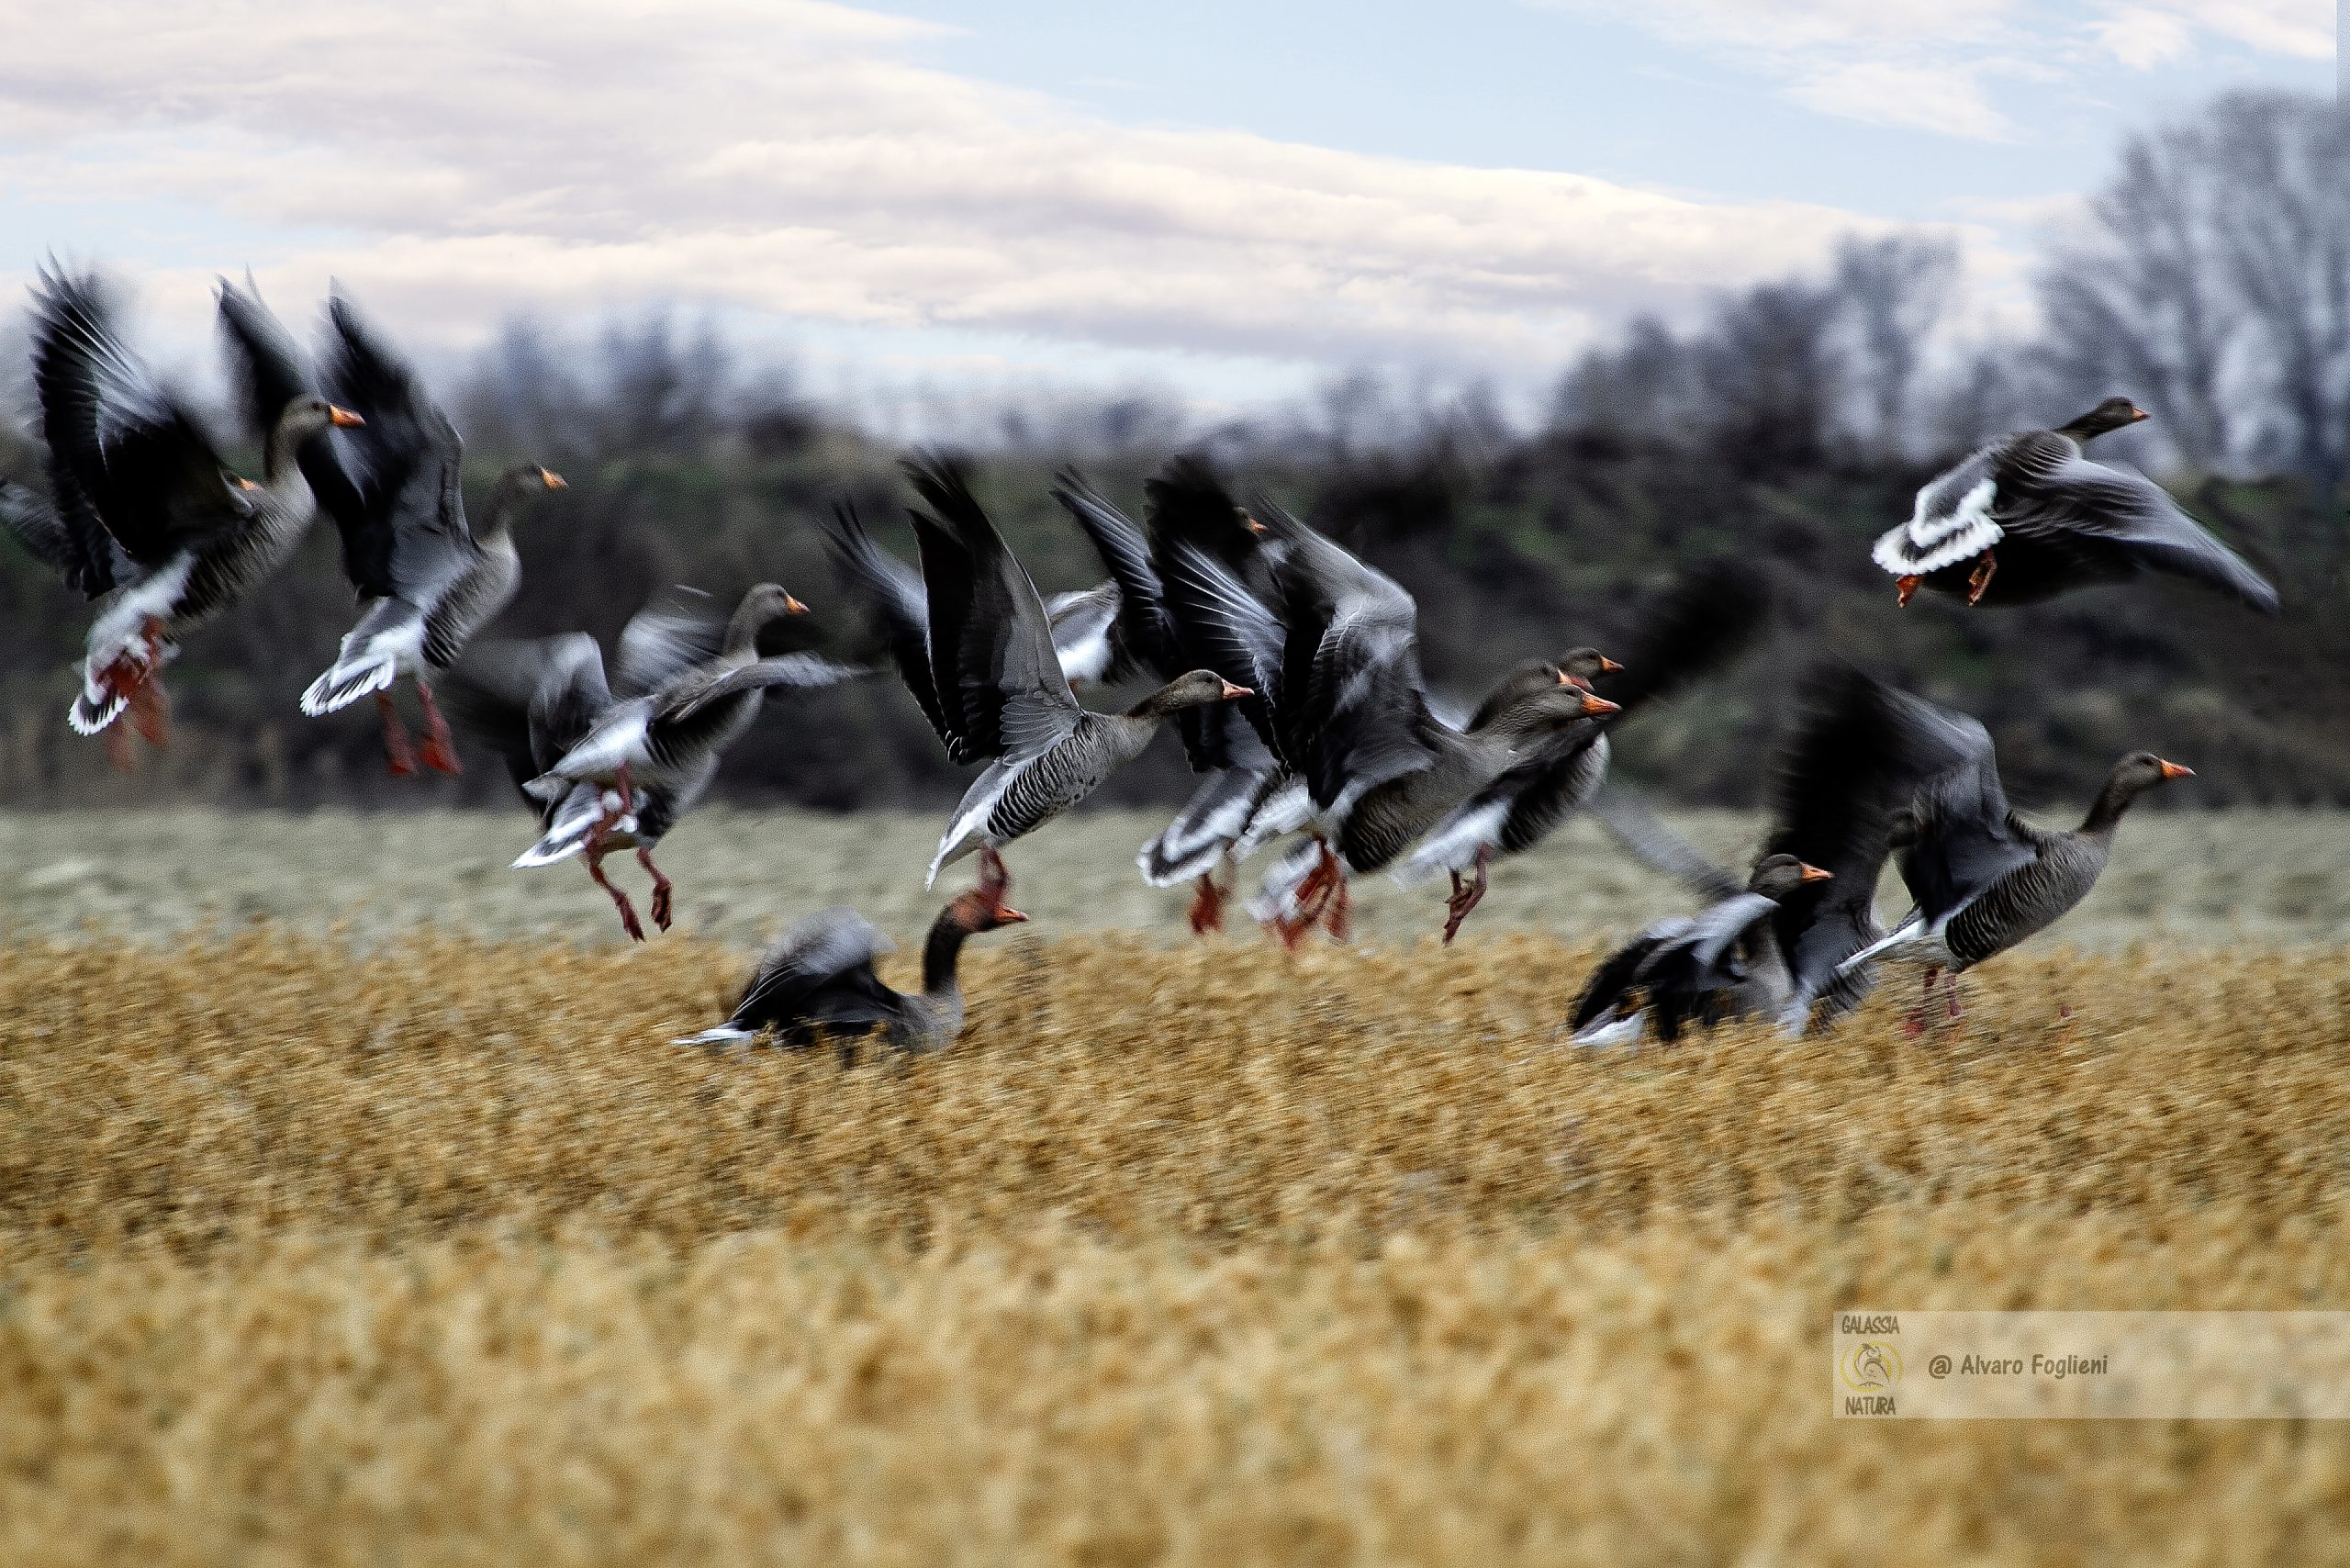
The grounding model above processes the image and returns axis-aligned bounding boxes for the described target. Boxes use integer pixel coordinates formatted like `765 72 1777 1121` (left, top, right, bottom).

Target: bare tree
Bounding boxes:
2036 90 2350 490
1831 233 1959 456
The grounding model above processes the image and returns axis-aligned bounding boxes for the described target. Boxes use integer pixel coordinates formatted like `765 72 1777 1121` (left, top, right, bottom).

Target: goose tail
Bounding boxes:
512 792 612 868
674 1024 757 1049
300 649 400 716
67 687 127 735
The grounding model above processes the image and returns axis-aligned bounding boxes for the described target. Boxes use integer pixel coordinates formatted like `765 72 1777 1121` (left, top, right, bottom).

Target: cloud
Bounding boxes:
0 0 1955 393
1538 0 2331 141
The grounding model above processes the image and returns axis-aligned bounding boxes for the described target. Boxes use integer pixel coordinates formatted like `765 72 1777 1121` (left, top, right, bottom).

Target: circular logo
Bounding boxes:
1841 1340 1902 1391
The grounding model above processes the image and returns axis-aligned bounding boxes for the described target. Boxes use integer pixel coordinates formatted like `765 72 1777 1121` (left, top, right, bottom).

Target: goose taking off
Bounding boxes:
1401 559 1771 942
4 268 359 764
1054 459 1301 935
1175 497 1617 945
673 854 1027 1054
1569 854 1832 1046
1872 398 2277 612
243 291 566 774
885 456 1250 888
441 586 866 939
1834 687 2192 1030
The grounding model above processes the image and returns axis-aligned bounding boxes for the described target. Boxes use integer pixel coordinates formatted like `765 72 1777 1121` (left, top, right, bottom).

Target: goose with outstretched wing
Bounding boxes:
1873 398 2277 612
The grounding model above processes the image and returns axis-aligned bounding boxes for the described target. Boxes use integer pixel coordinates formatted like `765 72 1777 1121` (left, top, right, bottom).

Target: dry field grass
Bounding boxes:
5 926 2350 1565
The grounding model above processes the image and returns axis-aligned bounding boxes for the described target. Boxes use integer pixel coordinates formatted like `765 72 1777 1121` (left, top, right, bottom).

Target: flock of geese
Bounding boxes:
0 266 2283 1052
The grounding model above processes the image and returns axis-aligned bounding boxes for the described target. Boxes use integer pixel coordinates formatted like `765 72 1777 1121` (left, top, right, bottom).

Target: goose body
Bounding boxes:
1842 746 2191 981
675 863 1027 1054
1873 398 2277 611
6 269 354 753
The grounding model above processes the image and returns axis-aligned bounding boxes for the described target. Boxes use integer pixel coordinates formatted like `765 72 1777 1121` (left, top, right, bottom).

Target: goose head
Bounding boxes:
1747 852 1833 900
498 463 567 495
2056 397 2149 443
2111 751 2193 794
1129 669 1250 718
722 581 810 653
1483 678 1618 741
1553 646 1624 692
273 393 364 442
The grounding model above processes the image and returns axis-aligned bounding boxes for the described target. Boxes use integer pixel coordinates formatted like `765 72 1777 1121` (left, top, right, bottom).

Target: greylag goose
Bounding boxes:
271 293 565 774
441 586 865 939
672 854 1027 1053
1568 854 1833 1045
1171 498 1617 944
5 268 359 762
1401 562 1770 940
1834 689 2192 1029
888 456 1250 888
1054 460 1300 934
1873 398 2277 611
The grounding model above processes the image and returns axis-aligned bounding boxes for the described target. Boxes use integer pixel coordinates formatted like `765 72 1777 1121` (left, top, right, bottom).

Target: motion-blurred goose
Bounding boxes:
673 854 1027 1053
2 268 359 762
1054 460 1302 933
228 290 566 774
1835 687 2192 1029
1872 398 2277 612
1569 854 1832 1045
1398 561 1769 941
442 586 863 939
880 456 1249 889
1173 498 1615 944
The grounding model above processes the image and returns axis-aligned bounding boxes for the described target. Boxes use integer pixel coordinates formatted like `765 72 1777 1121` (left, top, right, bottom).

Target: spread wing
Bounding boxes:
734 908 901 1029
1258 497 1434 815
2004 446 2279 612
315 291 468 601
435 633 613 793
30 265 239 588
615 587 729 697
1051 469 1174 682
215 279 370 551
663 653 879 721
904 454 1082 767
819 500 952 745
1882 688 2040 927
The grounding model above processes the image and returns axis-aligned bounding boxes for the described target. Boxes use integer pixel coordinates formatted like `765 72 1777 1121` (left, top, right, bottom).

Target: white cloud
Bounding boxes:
0 0 1963 394
1539 0 2332 141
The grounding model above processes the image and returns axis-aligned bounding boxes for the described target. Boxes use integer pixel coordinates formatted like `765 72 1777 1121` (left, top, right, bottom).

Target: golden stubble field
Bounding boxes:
5 928 2350 1566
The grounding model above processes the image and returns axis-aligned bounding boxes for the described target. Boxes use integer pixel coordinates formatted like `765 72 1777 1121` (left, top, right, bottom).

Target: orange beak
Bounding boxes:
1896 575 1920 608
233 476 261 492
2156 759 2193 780
996 906 1028 924
328 406 364 428
784 593 809 616
2129 405 2150 422
1599 656 1624 674
1244 514 1268 536
1581 694 1622 716
1563 672 1593 691
1798 863 1834 883
539 468 567 490
1219 681 1254 700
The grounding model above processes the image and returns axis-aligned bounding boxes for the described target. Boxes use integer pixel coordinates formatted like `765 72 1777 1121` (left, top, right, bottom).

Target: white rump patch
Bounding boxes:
1874 476 2001 576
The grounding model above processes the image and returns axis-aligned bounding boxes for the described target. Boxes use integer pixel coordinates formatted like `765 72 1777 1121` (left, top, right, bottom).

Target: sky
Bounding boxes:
0 0 2334 423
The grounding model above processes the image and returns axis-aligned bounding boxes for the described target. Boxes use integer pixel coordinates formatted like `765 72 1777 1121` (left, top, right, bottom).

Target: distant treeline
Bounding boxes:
1 89 2344 814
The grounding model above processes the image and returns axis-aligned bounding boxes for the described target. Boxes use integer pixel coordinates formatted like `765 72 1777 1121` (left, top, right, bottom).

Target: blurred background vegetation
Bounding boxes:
1 89 2344 816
